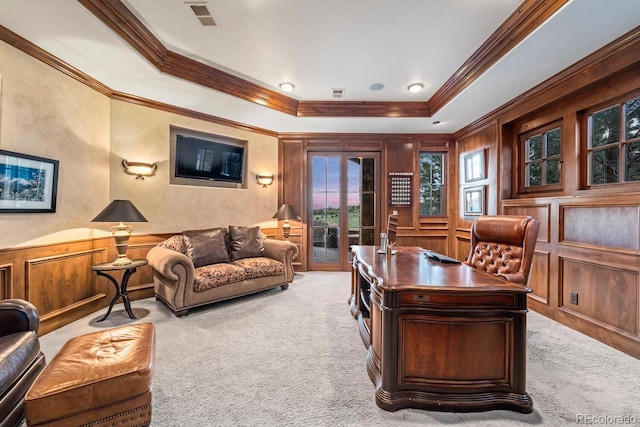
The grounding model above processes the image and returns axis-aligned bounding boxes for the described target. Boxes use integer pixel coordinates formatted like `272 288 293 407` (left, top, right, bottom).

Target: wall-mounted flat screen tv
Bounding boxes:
174 134 245 184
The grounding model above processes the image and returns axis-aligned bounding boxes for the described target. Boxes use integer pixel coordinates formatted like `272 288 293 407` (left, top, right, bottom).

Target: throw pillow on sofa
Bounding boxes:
229 225 264 261
183 228 231 267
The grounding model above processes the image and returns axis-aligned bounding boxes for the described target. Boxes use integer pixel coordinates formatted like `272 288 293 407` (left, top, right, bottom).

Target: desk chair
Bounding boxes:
464 215 540 285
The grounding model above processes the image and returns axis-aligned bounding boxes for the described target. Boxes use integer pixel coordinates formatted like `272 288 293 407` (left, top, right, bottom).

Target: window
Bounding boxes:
419 152 445 216
588 95 640 185
521 123 561 190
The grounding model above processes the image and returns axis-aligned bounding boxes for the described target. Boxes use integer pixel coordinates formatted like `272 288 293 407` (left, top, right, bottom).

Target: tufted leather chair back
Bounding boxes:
464 215 540 285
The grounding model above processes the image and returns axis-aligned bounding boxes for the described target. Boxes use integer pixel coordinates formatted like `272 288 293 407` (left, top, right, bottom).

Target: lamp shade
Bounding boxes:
272 204 300 220
92 200 148 223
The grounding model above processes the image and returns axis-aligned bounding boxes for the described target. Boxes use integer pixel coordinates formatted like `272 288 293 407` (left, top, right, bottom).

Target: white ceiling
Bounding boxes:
1 0 639 134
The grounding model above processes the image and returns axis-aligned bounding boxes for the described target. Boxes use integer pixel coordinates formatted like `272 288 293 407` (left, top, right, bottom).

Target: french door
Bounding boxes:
308 152 380 271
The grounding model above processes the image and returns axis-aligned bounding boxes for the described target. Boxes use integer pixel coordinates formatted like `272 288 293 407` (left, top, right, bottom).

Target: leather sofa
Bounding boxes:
0 299 46 427
147 225 297 316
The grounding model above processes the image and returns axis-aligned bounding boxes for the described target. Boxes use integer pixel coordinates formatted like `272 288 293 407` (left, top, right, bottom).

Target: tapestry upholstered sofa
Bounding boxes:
146 226 297 316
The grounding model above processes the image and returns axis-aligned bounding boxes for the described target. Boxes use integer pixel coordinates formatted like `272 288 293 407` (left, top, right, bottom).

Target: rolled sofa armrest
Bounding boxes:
263 238 298 282
0 299 40 336
146 246 196 285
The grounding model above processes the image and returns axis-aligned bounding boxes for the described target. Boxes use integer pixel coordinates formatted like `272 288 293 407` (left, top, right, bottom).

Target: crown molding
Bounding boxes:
0 24 277 137
0 24 112 96
77 0 557 118
429 0 569 114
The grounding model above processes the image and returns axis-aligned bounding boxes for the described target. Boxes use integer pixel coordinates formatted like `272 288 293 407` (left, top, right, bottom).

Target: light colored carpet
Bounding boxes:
37 272 639 426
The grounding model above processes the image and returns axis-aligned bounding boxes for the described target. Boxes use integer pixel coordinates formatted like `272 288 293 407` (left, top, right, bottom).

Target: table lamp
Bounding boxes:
272 203 300 239
92 199 148 265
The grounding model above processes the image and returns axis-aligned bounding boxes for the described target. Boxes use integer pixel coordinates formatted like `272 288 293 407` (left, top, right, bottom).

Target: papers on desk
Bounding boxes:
425 250 462 264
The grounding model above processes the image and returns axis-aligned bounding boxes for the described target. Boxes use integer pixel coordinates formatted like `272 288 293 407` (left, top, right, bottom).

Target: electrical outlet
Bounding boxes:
570 291 579 305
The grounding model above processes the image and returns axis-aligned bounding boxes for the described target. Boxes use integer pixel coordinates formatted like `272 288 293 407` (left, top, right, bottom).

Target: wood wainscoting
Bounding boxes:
0 234 170 335
0 228 281 335
501 197 640 359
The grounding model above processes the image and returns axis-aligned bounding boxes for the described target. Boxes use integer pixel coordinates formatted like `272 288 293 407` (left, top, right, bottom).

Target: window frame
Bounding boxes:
518 121 563 194
418 151 447 217
585 92 640 188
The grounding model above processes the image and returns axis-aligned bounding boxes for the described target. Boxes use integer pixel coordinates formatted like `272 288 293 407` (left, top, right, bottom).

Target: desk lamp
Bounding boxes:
92 199 148 265
272 204 300 239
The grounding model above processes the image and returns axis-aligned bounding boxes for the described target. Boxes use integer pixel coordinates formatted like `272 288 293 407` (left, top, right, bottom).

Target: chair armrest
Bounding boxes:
263 238 298 282
496 272 526 285
147 246 196 282
0 299 40 336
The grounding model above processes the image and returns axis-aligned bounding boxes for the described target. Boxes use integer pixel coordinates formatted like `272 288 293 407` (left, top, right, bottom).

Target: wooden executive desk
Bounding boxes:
349 245 533 413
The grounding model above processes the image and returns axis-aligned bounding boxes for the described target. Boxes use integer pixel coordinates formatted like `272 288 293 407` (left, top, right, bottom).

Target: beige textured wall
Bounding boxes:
0 41 111 248
110 101 280 235
0 40 280 248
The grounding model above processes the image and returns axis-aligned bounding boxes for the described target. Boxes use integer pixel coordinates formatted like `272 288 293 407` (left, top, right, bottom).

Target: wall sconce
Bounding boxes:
256 174 274 188
122 159 157 180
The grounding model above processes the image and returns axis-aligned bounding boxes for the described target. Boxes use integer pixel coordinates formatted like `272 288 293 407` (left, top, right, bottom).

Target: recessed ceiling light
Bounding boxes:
432 120 441 125
369 83 384 91
279 82 294 92
407 83 424 93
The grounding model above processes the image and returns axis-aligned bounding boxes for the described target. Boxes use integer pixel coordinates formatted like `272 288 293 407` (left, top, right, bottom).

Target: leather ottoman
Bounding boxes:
24 323 155 427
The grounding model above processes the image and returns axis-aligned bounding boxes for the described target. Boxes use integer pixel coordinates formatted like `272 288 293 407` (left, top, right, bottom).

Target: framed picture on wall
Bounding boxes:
0 150 59 213
463 186 485 216
464 149 486 182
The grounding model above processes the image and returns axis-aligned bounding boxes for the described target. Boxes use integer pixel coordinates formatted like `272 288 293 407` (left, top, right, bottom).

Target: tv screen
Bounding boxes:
175 134 245 184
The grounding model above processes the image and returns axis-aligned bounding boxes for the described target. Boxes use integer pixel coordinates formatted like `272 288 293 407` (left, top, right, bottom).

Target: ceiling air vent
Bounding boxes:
332 88 345 99
187 3 217 26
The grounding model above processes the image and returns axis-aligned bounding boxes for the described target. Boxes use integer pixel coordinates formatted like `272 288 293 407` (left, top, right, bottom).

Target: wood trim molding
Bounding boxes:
297 101 431 118
457 25 640 138
0 24 112 96
76 0 561 119
77 0 299 115
0 24 277 137
429 0 570 115
111 92 278 137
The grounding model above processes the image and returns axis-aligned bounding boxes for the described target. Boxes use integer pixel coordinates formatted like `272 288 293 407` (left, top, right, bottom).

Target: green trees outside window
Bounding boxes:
419 153 445 216
589 95 640 185
523 125 561 188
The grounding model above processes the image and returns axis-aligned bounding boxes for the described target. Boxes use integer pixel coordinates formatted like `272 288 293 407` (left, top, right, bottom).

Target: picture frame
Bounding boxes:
0 150 59 213
464 185 485 216
464 149 486 182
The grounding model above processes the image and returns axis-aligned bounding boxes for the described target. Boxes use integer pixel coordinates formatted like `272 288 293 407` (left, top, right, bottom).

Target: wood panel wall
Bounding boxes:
452 28 640 358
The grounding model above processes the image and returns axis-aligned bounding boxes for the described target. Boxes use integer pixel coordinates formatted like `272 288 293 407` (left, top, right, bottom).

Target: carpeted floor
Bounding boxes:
37 272 640 426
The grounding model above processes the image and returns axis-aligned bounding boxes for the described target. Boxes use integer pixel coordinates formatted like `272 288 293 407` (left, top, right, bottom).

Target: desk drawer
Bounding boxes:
398 292 520 309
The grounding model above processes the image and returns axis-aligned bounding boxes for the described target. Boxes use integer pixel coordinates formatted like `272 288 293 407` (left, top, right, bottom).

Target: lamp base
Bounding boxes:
111 222 134 266
112 256 133 266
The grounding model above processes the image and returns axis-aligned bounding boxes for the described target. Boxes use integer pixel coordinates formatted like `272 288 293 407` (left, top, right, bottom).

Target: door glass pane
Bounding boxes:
360 193 375 227
312 156 340 263
311 153 377 268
